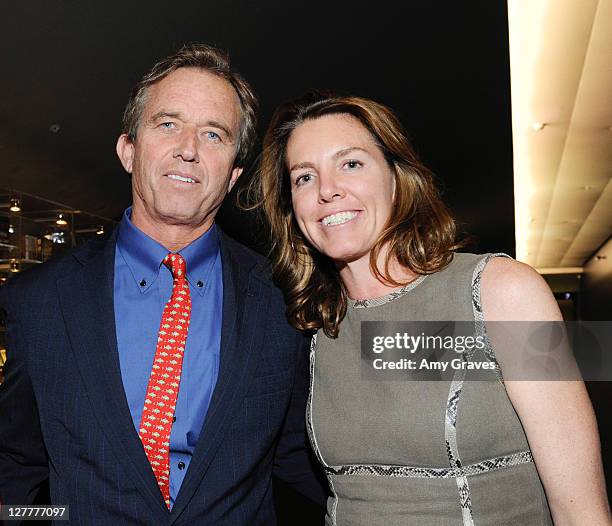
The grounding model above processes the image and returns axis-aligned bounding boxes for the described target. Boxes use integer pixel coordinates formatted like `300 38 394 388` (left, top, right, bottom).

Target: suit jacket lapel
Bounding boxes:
56 231 169 519
170 234 270 522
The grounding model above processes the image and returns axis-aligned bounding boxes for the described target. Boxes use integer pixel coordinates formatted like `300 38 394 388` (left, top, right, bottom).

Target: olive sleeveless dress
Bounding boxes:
307 253 553 525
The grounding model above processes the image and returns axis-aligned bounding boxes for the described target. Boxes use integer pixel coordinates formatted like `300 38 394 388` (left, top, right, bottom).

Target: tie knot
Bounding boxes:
163 253 186 279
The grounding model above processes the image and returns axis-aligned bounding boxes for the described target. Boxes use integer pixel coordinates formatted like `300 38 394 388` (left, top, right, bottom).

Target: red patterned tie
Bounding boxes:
138 253 191 508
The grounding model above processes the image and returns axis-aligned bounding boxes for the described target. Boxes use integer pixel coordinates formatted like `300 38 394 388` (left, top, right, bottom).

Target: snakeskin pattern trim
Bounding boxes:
309 253 521 526
351 275 427 308
445 353 475 524
471 254 510 319
441 253 511 525
306 334 328 467
306 333 339 525
440 252 509 524
323 451 534 478
471 253 511 380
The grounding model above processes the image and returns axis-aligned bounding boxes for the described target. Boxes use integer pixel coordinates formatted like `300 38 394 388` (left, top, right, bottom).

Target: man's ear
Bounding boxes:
228 166 243 192
116 134 135 174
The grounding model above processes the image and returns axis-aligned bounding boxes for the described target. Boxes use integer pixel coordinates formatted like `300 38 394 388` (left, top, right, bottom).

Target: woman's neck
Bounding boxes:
338 252 419 301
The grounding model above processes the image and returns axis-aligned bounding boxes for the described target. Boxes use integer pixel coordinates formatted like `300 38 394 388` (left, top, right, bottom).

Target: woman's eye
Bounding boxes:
295 173 313 186
343 159 362 169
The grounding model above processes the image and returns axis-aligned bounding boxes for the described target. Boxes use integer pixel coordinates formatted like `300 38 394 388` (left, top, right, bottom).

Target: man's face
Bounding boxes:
117 68 243 235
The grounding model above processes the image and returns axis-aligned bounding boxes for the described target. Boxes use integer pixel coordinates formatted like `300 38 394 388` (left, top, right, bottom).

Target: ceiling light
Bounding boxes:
96 225 105 235
8 224 14 234
9 259 20 273
56 213 68 226
9 197 21 212
44 230 66 244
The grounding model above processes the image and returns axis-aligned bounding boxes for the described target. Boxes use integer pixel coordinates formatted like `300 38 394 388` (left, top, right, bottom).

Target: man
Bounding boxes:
0 43 324 524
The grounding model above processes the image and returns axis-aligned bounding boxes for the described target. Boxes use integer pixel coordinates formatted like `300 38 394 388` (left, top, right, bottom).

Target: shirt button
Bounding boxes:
178 461 185 470
139 279 146 287
196 280 203 288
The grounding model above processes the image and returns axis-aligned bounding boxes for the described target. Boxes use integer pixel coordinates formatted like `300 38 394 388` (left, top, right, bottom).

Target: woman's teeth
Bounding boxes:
322 211 358 226
167 174 195 183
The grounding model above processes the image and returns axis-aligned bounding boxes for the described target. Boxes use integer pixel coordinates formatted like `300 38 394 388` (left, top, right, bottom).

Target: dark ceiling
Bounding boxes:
0 0 514 255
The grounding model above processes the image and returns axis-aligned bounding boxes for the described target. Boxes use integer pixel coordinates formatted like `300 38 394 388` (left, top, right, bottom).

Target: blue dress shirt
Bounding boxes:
114 208 222 507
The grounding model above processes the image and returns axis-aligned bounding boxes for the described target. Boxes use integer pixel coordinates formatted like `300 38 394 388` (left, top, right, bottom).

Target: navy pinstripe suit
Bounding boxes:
0 229 325 524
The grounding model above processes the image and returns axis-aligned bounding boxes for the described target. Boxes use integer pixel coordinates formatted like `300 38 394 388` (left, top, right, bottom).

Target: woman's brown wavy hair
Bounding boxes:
251 92 461 338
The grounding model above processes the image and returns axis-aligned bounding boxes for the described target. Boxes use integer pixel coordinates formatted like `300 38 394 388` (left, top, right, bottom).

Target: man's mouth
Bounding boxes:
166 174 197 184
321 211 358 227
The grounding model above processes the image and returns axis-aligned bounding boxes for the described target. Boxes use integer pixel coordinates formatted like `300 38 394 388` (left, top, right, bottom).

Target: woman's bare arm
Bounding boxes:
481 257 611 525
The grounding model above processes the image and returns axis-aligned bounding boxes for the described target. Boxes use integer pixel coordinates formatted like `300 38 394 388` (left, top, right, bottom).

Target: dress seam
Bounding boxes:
350 275 428 309
306 333 338 525
323 450 534 478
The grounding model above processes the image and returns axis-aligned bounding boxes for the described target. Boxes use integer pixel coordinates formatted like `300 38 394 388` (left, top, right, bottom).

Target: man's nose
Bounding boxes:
173 127 199 163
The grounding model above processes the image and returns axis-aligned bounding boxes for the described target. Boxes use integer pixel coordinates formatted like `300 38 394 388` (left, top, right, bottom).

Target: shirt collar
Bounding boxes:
116 207 220 296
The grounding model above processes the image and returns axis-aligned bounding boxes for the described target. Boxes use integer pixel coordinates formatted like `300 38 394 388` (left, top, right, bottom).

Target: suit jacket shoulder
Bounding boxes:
1 231 113 303
218 231 272 279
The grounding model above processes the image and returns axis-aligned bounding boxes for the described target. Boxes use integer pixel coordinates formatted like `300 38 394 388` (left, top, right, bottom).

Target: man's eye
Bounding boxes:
206 131 221 142
160 122 175 129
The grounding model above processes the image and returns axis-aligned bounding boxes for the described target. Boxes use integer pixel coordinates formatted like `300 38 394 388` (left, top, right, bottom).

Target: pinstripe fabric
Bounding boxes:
0 229 324 525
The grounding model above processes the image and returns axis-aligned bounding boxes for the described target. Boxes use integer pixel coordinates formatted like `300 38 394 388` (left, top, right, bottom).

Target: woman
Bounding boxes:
254 92 610 525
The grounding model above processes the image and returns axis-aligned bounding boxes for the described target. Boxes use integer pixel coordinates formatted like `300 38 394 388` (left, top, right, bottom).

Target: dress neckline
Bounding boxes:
348 275 428 309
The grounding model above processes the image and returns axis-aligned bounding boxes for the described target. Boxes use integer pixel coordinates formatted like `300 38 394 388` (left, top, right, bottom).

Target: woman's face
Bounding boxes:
286 113 396 265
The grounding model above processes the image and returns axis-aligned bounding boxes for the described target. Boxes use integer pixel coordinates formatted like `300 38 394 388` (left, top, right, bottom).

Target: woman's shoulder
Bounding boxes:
479 256 562 322
449 251 510 266
436 251 508 282
480 256 545 300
